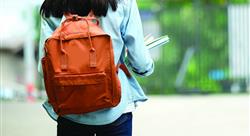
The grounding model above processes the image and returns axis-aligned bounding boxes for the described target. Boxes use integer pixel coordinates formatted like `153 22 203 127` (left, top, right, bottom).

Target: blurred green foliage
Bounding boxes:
137 0 248 94
138 0 249 8
33 6 41 45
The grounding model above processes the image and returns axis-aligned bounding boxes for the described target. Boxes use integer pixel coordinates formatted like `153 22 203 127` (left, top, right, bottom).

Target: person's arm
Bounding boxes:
37 16 61 77
121 0 154 77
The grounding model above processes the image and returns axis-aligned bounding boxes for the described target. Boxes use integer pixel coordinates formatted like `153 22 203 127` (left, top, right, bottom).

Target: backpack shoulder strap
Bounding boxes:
117 64 131 78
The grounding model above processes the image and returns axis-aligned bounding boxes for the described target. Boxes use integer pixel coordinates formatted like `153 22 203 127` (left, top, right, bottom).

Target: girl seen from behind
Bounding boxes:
38 0 154 136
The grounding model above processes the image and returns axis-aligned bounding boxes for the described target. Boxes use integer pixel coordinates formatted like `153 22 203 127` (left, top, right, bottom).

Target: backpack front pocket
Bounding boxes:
53 72 113 115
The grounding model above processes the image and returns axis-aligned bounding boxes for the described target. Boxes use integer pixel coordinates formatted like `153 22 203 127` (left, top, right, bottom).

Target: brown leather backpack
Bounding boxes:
41 13 123 115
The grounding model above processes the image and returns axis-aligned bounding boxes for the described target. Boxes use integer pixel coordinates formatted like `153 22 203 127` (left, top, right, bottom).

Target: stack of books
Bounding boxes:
144 34 170 50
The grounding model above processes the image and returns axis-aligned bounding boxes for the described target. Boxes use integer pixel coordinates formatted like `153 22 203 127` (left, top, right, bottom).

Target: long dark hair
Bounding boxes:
40 0 117 18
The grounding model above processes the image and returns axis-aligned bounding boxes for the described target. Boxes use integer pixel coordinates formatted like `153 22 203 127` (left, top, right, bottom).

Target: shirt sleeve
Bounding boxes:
121 0 154 77
37 16 60 77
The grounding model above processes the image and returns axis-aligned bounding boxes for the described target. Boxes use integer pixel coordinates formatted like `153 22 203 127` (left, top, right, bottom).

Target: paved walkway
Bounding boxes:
1 95 249 136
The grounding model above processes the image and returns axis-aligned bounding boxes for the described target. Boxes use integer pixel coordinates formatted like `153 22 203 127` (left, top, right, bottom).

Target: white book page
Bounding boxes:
144 34 170 50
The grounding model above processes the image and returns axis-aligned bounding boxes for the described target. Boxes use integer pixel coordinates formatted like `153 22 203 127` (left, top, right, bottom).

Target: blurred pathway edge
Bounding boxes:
2 95 249 136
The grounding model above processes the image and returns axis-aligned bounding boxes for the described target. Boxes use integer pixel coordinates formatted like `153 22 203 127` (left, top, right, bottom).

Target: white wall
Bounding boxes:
0 0 42 50
228 4 250 79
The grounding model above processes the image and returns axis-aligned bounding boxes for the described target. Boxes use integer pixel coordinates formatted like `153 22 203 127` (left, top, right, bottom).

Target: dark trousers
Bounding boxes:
57 113 133 136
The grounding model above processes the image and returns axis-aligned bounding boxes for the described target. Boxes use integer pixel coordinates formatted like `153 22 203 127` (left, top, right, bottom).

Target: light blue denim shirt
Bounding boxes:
38 0 154 125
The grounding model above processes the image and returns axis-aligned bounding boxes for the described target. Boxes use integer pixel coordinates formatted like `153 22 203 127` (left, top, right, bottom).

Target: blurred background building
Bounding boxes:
0 0 249 100
0 0 42 100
